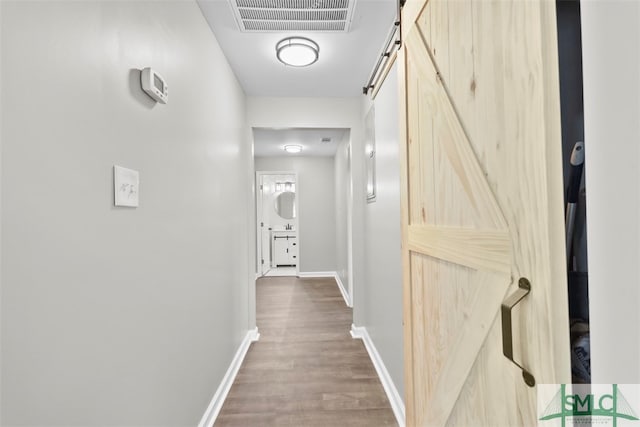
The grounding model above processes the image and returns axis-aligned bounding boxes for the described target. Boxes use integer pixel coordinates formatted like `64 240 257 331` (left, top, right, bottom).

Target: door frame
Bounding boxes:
255 170 300 277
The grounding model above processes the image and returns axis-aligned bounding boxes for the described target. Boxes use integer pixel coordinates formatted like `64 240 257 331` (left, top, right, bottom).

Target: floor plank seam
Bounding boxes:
214 277 397 426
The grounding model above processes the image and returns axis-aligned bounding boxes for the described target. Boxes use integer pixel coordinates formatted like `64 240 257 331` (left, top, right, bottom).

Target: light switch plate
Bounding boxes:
114 165 139 207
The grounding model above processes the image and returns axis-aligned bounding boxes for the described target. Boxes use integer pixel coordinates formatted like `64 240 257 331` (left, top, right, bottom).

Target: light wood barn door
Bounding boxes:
398 0 571 425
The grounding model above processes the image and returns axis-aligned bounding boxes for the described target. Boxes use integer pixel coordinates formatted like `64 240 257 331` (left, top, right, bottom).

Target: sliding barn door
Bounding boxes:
399 0 571 425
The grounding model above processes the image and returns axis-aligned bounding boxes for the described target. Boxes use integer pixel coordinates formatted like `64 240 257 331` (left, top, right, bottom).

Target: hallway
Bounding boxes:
215 277 397 426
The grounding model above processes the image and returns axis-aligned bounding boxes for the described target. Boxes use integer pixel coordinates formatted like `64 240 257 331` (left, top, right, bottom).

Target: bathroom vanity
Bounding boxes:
271 230 297 267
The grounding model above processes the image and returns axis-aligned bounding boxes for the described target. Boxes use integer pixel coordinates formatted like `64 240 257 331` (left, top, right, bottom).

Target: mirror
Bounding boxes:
275 191 296 219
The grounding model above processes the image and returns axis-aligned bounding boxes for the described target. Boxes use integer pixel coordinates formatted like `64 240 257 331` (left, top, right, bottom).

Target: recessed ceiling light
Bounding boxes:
276 37 319 67
284 145 302 153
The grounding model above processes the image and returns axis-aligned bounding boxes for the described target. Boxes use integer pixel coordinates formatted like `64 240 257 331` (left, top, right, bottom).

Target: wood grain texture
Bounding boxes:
440 0 571 389
406 59 436 226
427 0 449 83
408 253 427 427
400 0 570 425
421 269 510 426
214 277 397 427
407 224 511 274
539 0 574 390
397 45 415 425
401 0 429 39
406 27 508 231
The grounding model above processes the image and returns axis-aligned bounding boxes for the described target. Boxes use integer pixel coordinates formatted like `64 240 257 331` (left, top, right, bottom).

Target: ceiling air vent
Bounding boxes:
229 0 357 32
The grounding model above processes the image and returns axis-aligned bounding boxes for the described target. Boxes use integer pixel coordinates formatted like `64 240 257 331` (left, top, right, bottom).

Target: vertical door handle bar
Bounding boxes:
501 277 536 387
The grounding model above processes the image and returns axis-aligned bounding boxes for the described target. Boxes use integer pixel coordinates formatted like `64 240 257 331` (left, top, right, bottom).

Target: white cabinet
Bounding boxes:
271 231 297 267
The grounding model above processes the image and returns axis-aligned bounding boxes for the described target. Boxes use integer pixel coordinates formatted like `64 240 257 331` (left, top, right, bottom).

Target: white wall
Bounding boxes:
255 157 336 272
361 65 404 399
334 132 351 295
248 97 365 317
0 1 252 425
581 1 640 384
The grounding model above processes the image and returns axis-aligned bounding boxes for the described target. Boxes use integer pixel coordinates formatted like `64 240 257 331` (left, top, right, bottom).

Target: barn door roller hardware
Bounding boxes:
362 0 403 95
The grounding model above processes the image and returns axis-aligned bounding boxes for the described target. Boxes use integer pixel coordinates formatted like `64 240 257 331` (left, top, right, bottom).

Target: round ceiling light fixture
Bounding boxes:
276 37 319 67
284 144 303 153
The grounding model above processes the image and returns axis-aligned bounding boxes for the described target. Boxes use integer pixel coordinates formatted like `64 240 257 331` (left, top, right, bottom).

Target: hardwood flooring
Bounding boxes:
214 276 398 427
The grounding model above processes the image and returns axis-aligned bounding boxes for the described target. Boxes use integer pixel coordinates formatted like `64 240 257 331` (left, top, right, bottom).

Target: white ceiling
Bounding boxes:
197 0 397 97
253 128 349 157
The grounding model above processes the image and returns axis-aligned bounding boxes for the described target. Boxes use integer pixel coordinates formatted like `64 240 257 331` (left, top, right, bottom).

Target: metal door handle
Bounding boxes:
501 277 536 387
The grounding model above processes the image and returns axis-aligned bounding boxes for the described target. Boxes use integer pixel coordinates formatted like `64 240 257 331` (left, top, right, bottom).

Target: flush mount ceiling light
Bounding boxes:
284 144 302 153
276 37 319 67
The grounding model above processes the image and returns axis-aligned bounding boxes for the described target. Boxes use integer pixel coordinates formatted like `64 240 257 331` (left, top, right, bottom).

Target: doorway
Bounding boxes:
256 172 299 277
556 0 590 385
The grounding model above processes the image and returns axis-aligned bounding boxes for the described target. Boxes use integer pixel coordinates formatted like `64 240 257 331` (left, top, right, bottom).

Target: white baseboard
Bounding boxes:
332 272 352 308
198 327 260 427
298 271 352 307
298 271 335 278
351 324 405 427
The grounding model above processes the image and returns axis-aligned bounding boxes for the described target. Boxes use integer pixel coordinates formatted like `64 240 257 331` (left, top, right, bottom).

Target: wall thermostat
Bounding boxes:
140 67 168 104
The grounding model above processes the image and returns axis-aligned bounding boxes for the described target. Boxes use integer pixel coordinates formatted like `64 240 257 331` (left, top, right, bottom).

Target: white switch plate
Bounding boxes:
114 165 139 207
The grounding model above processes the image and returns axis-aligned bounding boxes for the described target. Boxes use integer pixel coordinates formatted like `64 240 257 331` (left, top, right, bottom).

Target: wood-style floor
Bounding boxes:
215 276 398 427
